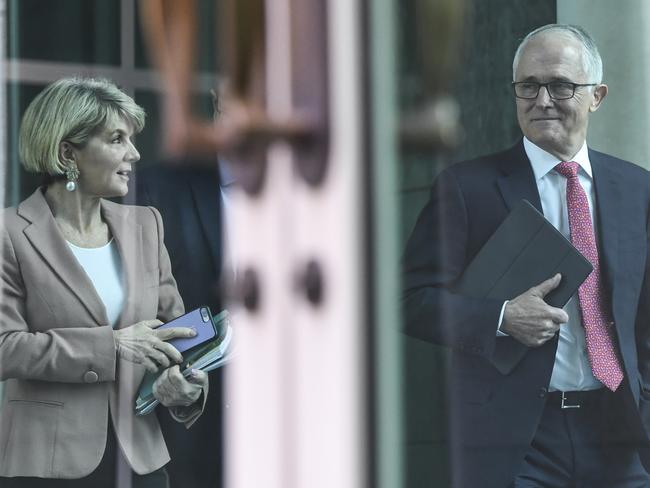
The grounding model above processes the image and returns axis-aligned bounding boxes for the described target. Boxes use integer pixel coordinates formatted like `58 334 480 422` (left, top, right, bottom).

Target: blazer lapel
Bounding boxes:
101 199 143 330
19 189 108 325
188 171 222 277
496 141 544 213
589 151 621 316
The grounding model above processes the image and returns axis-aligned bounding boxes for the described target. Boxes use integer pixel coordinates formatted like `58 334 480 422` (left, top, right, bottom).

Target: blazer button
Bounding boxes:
84 370 99 383
538 387 548 399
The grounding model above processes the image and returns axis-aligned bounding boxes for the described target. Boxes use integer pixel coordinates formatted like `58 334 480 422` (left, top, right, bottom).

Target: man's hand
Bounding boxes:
501 274 569 347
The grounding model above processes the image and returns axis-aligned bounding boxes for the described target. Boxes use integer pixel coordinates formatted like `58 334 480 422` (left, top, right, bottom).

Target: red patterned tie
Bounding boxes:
554 161 624 391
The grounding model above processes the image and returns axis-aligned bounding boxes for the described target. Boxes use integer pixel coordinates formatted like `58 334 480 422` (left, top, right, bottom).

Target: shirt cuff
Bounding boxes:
497 300 509 336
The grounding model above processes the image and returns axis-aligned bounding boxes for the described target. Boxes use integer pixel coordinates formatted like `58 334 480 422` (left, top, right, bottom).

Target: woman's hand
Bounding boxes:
153 365 208 407
113 320 196 372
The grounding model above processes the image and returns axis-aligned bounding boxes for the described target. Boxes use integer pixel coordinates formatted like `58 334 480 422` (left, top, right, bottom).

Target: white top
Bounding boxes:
67 239 125 328
523 137 602 391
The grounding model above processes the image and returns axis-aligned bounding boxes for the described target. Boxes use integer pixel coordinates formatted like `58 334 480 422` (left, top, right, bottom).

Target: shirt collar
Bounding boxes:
523 137 592 180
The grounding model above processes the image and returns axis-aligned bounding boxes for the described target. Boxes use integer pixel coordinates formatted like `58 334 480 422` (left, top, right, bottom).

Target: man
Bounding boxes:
403 24 650 487
135 156 227 488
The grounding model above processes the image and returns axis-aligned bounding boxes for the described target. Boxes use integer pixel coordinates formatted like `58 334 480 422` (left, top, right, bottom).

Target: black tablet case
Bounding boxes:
454 200 593 374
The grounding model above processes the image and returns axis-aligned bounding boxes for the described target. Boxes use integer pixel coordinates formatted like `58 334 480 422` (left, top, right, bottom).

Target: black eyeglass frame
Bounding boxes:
511 81 598 100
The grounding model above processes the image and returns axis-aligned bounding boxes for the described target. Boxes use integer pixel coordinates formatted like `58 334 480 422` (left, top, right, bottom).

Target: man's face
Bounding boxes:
514 32 607 160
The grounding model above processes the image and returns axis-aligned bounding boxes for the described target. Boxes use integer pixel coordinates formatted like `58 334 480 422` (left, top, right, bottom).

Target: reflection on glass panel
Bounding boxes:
6 0 120 65
133 90 161 169
134 0 219 72
7 0 120 65
398 2 557 486
134 89 214 169
5 82 47 207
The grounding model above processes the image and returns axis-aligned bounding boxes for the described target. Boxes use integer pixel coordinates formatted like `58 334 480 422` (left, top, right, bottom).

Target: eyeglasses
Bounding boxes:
512 81 597 100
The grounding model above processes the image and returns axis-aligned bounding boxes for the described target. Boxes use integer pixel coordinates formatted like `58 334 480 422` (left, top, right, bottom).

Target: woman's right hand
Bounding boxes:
113 320 196 373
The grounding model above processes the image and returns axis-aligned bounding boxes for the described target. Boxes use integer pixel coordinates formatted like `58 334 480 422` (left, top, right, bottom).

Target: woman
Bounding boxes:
0 77 209 487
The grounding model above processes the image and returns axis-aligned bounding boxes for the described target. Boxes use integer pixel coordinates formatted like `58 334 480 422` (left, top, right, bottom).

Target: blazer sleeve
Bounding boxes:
0 228 117 383
402 168 505 360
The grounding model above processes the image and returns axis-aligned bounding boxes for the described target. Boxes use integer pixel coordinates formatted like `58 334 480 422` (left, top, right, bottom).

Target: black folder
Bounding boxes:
454 199 593 374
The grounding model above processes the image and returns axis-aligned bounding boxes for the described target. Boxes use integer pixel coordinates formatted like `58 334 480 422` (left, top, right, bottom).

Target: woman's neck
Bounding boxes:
44 182 110 247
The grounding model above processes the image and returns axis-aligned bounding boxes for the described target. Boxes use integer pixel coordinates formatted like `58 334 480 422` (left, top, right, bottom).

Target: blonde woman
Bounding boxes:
0 77 208 487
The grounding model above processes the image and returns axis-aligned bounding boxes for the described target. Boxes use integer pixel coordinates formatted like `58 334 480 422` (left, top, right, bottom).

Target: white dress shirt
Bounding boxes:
67 239 125 328
522 137 602 391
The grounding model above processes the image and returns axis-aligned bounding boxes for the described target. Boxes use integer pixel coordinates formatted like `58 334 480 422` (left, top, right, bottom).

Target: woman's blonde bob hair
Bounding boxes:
18 77 145 175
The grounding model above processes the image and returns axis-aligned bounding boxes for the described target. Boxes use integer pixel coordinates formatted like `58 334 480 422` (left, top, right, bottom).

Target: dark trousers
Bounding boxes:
0 419 168 488
157 370 223 488
514 390 650 488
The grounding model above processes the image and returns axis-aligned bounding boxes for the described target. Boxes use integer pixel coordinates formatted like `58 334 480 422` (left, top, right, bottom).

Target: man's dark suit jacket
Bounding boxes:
403 140 650 487
135 163 223 488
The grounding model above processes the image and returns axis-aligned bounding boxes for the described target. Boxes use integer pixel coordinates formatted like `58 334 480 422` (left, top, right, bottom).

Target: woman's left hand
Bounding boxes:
153 365 208 407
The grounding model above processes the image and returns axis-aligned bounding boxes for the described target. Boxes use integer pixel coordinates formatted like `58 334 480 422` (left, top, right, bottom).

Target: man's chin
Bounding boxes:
526 129 562 146
525 129 555 144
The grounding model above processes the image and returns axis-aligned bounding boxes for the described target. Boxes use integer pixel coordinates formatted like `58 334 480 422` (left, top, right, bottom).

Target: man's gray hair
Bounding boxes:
512 24 603 84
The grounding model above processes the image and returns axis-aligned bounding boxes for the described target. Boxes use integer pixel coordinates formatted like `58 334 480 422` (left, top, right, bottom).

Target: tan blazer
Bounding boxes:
0 187 197 479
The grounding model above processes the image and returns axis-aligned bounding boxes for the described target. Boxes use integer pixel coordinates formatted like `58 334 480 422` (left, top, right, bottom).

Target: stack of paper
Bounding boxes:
135 310 234 416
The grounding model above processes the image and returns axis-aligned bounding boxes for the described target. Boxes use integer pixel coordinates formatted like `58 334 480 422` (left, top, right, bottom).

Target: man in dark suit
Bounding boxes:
135 158 226 488
403 24 650 487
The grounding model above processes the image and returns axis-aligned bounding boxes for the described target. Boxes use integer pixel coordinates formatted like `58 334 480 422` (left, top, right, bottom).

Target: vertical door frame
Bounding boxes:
365 0 403 486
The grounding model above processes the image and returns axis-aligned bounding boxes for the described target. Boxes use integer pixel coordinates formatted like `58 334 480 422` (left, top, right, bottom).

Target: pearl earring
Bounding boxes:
65 165 79 192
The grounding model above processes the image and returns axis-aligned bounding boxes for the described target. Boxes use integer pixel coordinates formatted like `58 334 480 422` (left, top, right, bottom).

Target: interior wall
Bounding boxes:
557 0 650 169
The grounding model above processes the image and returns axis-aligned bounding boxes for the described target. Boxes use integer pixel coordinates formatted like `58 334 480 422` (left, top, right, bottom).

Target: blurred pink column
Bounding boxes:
225 0 367 487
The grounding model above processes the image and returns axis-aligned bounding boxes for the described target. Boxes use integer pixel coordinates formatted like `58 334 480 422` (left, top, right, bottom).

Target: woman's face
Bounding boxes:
73 117 140 198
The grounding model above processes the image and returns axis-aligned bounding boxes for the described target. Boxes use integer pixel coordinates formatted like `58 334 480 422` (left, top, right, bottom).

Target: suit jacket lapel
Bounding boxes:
101 199 144 329
188 171 222 277
589 150 621 317
19 188 109 325
496 141 544 213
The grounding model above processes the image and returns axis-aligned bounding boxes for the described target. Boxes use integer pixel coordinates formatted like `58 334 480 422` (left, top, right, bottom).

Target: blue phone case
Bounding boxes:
157 306 217 353
136 307 221 410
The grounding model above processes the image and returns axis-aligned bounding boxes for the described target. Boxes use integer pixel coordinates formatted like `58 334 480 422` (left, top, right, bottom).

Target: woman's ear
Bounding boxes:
58 141 76 166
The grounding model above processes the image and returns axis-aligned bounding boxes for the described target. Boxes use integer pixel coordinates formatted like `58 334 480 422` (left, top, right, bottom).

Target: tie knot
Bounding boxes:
555 161 580 179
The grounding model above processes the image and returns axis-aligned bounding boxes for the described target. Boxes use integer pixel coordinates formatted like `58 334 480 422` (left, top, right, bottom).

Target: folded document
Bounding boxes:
135 310 233 416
